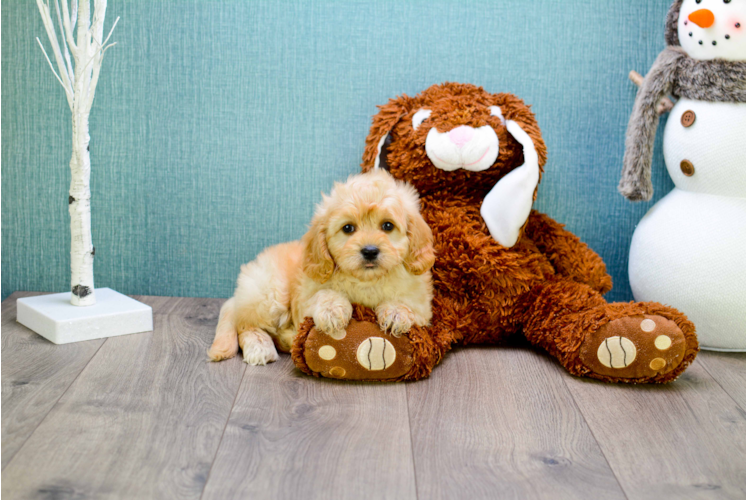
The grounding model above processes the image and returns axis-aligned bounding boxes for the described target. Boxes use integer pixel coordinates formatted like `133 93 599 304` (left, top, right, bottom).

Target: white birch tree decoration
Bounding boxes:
18 0 152 344
35 0 119 306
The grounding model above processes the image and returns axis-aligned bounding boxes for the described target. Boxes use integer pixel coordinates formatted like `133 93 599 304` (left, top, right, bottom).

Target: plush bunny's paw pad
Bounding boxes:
579 315 687 379
303 318 414 381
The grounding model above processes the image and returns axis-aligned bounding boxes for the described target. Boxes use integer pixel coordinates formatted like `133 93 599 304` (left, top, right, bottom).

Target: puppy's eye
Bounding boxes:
381 221 395 232
342 224 355 234
412 109 432 131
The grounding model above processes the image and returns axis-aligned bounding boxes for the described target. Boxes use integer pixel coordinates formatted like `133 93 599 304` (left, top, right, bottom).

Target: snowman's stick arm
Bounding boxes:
629 71 674 114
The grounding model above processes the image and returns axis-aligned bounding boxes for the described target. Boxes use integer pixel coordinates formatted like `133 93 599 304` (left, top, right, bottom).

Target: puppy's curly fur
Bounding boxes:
208 170 434 365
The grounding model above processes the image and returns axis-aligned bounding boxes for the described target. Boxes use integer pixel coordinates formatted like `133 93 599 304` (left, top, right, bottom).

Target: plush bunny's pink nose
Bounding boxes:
448 126 474 148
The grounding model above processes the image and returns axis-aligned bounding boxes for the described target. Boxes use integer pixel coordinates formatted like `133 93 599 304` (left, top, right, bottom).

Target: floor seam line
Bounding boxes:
199 361 249 500
405 384 421 500
1 335 108 472
561 375 631 500
695 357 745 410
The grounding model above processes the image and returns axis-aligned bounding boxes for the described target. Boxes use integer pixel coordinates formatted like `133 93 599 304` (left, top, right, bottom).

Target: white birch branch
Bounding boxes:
36 0 73 107
59 0 78 55
102 16 119 47
71 0 77 31
54 0 75 86
35 37 73 102
36 0 118 306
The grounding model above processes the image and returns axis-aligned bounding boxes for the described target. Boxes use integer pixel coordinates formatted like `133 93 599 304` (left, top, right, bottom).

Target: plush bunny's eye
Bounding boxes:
412 109 432 130
489 106 506 125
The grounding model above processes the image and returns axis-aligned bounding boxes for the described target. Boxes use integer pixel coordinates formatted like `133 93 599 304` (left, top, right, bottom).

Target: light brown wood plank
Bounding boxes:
406 346 626 500
564 361 746 499
1 292 105 470
697 351 746 410
1 297 246 499
201 356 417 500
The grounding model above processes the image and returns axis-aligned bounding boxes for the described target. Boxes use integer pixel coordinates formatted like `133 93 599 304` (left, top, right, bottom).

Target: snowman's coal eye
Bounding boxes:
724 0 731 3
696 0 701 3
412 109 432 131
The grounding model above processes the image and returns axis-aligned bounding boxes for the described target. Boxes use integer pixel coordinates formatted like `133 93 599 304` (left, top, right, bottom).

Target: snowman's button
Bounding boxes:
681 110 696 127
680 160 695 177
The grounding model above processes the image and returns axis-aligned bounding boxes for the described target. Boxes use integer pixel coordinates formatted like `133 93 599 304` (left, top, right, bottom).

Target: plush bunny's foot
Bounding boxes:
522 280 699 383
291 304 449 382
579 315 689 380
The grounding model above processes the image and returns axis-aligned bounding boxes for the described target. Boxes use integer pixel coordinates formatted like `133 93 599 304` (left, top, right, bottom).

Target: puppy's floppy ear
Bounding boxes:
301 214 335 283
361 95 412 173
402 190 435 275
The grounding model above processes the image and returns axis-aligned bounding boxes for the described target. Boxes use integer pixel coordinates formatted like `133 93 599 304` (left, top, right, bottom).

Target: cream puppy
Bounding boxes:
208 170 435 365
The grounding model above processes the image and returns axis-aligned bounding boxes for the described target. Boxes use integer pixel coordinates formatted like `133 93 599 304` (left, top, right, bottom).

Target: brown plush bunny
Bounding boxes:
293 82 699 383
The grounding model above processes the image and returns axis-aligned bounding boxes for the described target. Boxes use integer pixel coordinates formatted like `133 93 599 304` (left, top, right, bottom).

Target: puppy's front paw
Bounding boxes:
376 303 415 337
239 330 279 366
244 344 279 366
314 301 353 340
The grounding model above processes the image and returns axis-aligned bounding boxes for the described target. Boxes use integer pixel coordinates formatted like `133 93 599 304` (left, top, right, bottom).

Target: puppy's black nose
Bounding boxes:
361 246 380 261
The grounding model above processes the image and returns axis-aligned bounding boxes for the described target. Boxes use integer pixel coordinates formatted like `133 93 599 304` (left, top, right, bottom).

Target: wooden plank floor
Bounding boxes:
2 293 745 500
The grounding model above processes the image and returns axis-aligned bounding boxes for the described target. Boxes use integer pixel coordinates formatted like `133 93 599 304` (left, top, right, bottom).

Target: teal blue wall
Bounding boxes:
2 1 674 302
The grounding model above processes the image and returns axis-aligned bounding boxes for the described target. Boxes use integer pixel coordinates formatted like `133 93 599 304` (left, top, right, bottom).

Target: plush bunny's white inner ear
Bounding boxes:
479 120 539 248
373 134 389 170
489 106 505 125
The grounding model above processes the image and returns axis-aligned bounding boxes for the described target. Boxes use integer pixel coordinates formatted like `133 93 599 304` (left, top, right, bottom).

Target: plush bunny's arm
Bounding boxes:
619 47 684 201
480 120 539 248
524 211 612 294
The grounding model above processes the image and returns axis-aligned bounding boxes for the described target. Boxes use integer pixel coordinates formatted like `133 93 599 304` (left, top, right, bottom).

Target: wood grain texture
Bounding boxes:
564 362 746 500
406 346 626 500
1 297 246 500
2 295 746 499
697 351 746 410
201 356 418 500
131 294 189 315
1 292 105 470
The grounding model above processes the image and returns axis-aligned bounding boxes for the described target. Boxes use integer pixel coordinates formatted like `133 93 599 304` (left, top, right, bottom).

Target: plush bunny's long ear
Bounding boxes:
361 96 410 172
480 120 540 248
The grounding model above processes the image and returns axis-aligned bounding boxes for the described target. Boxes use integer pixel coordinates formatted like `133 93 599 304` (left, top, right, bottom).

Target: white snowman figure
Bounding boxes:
620 0 746 351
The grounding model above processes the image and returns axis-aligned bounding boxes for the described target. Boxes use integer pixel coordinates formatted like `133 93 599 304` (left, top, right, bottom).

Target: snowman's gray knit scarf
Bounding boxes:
619 46 746 201
619 0 745 201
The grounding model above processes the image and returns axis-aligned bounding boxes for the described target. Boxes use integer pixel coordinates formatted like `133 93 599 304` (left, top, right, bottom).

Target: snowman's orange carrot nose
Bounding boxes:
688 9 715 28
